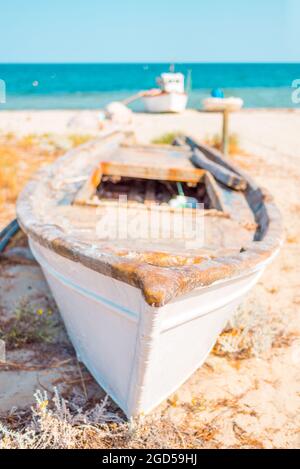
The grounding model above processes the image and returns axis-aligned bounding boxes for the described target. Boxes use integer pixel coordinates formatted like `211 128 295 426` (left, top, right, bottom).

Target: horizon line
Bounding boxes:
0 61 300 66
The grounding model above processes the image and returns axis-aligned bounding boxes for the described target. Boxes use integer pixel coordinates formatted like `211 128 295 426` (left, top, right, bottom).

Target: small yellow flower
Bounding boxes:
47 309 52 316
36 308 44 316
191 396 206 411
38 400 48 411
168 394 179 407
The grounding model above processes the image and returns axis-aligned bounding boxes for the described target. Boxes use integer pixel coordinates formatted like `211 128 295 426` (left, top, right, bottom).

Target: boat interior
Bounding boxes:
57 140 257 260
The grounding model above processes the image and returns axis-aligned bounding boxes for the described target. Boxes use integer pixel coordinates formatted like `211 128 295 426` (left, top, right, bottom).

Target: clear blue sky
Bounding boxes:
1 0 299 62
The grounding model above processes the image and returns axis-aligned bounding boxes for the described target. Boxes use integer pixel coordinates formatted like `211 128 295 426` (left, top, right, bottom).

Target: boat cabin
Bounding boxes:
156 73 185 93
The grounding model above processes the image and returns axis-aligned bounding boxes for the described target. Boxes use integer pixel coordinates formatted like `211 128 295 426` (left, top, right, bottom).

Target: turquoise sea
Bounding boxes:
0 63 299 110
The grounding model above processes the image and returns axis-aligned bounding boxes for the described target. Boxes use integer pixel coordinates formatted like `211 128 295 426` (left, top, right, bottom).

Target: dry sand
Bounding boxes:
0 109 300 448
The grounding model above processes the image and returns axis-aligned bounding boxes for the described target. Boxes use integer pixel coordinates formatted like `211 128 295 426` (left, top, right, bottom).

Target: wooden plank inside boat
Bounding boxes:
207 175 256 229
100 161 205 183
74 144 206 205
191 147 247 190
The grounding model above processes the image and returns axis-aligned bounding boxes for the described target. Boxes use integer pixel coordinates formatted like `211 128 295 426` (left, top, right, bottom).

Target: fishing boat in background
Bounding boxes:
17 130 282 418
142 72 188 113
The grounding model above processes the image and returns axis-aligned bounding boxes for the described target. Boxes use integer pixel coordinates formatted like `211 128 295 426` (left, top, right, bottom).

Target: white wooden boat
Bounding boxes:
17 131 282 417
142 73 188 113
203 96 244 112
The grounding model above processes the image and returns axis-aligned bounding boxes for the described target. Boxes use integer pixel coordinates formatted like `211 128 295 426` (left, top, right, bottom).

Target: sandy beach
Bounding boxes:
0 108 300 448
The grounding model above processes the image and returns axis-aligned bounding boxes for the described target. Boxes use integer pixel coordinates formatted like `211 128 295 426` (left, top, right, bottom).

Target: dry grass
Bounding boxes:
150 131 244 157
0 385 269 449
204 133 242 156
2 387 261 449
0 135 58 227
0 388 208 449
0 132 93 228
0 299 60 350
68 134 93 147
213 291 289 361
151 131 183 145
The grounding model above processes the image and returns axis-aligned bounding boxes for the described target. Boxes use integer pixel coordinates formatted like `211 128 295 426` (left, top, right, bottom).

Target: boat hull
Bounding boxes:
142 92 188 113
203 97 244 112
29 238 269 418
